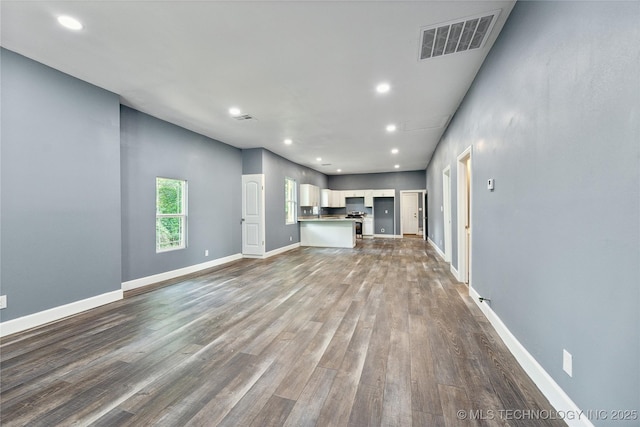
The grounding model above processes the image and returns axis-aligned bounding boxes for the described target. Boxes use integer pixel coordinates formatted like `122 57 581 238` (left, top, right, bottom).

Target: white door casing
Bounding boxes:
443 166 452 263
242 174 265 256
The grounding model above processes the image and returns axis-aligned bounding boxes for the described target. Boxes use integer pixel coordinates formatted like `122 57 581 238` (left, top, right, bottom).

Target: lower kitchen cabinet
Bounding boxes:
363 217 373 236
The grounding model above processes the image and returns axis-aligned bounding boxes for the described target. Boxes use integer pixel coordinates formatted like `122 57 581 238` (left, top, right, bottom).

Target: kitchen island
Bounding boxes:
299 217 359 248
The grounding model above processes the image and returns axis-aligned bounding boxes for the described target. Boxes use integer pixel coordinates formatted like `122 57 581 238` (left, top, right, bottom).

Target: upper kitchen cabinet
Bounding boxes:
321 189 344 208
342 190 365 198
364 190 374 207
332 190 346 208
300 183 320 207
321 189 331 208
320 188 395 208
372 189 395 198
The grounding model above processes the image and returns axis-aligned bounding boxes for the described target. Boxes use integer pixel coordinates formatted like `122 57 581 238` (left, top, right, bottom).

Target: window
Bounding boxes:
285 177 297 225
156 177 187 252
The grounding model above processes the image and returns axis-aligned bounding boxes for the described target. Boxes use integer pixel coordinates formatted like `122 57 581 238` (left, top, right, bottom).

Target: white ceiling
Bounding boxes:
1 1 515 175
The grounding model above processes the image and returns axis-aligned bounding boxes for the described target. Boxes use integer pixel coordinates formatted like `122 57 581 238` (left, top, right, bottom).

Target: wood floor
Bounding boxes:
1 238 564 426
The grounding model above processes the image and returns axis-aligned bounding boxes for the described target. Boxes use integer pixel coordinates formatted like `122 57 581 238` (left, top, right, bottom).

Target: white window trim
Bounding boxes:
285 177 297 225
156 177 188 253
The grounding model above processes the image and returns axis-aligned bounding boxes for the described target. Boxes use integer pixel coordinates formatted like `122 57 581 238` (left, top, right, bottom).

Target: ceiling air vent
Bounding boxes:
419 10 501 61
233 114 256 121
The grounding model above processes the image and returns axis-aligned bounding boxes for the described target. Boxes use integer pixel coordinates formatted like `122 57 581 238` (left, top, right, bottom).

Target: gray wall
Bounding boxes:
121 107 242 282
260 149 328 252
0 49 122 321
329 170 426 235
242 148 263 175
328 170 425 192
373 198 394 236
426 1 639 421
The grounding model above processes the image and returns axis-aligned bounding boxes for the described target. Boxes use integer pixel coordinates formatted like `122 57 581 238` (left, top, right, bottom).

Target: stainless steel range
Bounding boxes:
346 211 365 237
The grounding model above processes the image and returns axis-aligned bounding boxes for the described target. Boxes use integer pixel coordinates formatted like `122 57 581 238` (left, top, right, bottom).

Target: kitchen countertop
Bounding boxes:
298 216 362 222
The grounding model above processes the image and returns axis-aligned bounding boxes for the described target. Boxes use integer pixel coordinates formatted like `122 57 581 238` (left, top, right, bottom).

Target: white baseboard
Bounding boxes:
427 237 460 280
469 286 593 427
244 243 300 259
122 253 243 291
450 265 460 281
428 237 446 259
263 242 300 258
373 234 399 239
0 289 123 337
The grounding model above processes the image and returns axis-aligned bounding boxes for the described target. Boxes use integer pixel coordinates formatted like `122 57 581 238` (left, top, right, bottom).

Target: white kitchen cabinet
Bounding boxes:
320 188 385 208
372 189 395 198
321 189 332 208
300 184 320 207
343 190 365 198
364 190 373 207
363 217 373 236
331 190 345 208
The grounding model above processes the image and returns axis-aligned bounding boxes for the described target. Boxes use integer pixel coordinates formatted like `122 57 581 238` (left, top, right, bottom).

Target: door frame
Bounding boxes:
442 166 452 263
456 146 472 285
400 189 426 236
242 174 265 257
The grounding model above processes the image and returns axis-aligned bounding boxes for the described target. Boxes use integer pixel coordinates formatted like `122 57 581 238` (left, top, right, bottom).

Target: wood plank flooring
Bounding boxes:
0 238 565 426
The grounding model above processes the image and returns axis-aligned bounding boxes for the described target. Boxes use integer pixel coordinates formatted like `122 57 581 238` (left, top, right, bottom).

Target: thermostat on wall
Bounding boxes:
487 178 495 191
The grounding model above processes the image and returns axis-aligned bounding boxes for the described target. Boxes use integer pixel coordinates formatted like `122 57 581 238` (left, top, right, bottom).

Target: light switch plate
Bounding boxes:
563 349 572 377
0 295 7 309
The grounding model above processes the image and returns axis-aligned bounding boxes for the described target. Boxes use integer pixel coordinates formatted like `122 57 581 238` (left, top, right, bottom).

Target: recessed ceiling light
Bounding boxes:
284 139 292 145
394 164 400 169
391 148 399 154
57 15 83 31
376 82 391 93
386 124 397 132
337 169 342 173
229 107 241 116
316 157 322 162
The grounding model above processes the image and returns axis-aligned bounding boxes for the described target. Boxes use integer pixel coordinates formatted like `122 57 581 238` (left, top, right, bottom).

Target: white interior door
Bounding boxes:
242 174 265 256
457 147 472 284
401 192 419 235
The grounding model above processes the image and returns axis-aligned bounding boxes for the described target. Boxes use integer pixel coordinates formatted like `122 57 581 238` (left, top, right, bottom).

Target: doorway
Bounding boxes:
423 193 428 240
457 147 472 284
401 192 420 235
442 166 452 263
242 174 265 257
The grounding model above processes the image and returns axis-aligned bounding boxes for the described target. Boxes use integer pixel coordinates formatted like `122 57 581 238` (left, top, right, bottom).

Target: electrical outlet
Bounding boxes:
563 349 573 377
289 236 293 241
205 250 209 257
0 295 7 309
